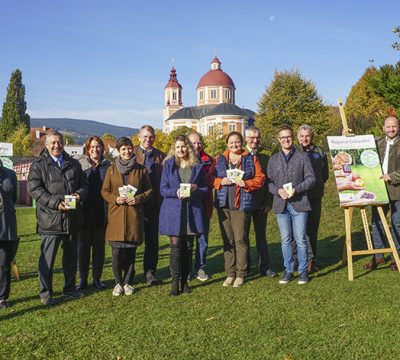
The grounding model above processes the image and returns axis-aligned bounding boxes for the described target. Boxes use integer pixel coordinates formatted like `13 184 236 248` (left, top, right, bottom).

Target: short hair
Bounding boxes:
116 137 133 150
139 125 155 135
277 124 293 136
188 131 203 144
45 131 64 145
226 131 243 144
384 116 399 125
297 124 314 138
245 126 260 137
85 136 105 154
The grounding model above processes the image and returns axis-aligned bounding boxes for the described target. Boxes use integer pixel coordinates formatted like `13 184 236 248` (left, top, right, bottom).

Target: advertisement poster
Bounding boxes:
327 135 389 206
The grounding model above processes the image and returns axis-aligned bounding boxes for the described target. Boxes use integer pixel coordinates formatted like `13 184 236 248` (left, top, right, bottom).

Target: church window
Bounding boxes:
229 123 236 132
208 125 214 135
200 91 204 100
210 89 217 99
172 92 177 101
225 90 231 100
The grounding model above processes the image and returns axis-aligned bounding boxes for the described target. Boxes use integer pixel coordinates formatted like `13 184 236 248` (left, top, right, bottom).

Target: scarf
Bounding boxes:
115 155 136 175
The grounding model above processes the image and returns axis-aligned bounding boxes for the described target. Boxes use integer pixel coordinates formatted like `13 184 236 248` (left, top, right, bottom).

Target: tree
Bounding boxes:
62 134 75 145
7 124 32 156
101 133 116 141
204 132 226 157
256 69 337 151
393 26 400 51
345 67 391 135
369 62 400 113
0 69 30 141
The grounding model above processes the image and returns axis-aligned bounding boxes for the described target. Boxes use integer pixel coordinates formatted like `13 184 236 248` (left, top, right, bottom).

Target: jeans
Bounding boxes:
276 203 308 274
194 220 209 271
371 200 400 259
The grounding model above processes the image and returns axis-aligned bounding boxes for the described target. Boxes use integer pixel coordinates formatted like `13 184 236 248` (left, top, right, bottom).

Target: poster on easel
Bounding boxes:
327 135 389 206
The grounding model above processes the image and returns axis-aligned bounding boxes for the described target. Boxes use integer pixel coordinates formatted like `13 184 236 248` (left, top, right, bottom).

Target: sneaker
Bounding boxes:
63 291 84 299
146 272 161 286
279 271 294 284
0 299 9 309
196 269 210 282
298 272 309 285
40 296 56 306
222 277 235 287
262 269 278 278
123 284 135 296
112 284 124 296
233 277 244 288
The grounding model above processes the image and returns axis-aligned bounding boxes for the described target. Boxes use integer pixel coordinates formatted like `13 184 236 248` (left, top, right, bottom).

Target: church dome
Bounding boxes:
197 57 235 89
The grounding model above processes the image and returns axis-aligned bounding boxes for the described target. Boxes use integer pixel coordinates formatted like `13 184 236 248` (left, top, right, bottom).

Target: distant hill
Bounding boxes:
30 118 138 144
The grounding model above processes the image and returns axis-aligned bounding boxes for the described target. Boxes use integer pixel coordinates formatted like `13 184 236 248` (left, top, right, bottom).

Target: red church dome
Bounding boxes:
197 57 235 89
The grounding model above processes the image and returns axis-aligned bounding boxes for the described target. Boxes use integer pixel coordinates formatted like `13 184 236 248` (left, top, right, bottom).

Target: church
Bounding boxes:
163 57 255 136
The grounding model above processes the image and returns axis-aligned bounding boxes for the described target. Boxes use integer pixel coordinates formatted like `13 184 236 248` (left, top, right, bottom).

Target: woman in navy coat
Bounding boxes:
159 135 208 296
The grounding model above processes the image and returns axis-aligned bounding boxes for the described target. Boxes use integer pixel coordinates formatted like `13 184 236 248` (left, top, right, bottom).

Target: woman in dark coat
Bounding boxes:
77 136 110 290
0 159 18 309
101 137 152 296
159 135 208 296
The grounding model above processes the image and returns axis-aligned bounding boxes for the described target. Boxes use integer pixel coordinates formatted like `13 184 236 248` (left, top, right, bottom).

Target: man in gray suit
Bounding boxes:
267 125 315 284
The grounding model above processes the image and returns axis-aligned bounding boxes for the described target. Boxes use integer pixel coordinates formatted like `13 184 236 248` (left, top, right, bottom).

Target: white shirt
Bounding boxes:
382 137 395 175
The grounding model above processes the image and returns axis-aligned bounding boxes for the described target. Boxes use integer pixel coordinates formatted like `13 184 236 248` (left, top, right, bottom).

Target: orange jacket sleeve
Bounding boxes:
243 156 266 192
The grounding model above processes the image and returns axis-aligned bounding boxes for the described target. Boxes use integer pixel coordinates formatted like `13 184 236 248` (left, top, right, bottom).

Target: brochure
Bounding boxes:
64 195 76 209
180 183 191 198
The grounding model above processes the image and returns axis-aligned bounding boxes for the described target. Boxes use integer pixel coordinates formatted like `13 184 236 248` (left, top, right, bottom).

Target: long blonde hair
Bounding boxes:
165 135 198 167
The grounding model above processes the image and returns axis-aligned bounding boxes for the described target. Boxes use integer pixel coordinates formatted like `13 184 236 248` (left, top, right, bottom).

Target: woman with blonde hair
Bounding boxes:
159 135 208 296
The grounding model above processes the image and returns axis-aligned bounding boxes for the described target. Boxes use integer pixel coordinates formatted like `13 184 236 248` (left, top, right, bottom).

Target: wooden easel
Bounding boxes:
338 99 400 280
11 259 20 281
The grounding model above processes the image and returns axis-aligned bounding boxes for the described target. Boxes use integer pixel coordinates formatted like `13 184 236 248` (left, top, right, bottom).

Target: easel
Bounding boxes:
338 99 400 280
11 259 20 281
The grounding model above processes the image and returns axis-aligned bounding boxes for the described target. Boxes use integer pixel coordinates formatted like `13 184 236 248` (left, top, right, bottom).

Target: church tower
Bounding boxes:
163 65 183 132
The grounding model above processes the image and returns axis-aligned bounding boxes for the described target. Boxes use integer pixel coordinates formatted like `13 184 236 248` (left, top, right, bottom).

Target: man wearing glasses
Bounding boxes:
267 125 315 284
133 125 166 285
244 126 277 277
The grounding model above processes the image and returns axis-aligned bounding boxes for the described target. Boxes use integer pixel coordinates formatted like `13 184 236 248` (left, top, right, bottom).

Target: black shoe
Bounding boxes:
262 269 278 278
76 280 88 290
93 280 106 290
0 299 9 309
146 273 162 286
62 291 84 299
170 280 180 296
181 282 192 294
40 296 56 306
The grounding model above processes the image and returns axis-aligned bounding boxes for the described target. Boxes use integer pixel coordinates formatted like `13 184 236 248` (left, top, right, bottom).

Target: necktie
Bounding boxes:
56 160 62 168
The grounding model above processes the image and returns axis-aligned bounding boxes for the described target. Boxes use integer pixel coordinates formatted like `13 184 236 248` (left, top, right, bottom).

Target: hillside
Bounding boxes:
30 118 139 143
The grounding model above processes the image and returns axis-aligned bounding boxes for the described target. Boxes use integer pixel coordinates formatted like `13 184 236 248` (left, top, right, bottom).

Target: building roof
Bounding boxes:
167 103 255 121
197 69 235 89
164 66 182 89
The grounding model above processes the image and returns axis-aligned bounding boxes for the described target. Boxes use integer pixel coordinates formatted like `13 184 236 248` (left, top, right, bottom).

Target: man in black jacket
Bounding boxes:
28 131 88 305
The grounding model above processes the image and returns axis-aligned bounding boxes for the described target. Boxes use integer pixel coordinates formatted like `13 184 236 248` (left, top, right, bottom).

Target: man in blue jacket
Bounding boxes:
267 125 315 284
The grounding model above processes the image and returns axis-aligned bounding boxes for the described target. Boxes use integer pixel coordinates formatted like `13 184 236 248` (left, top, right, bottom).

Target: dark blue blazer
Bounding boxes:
159 158 207 236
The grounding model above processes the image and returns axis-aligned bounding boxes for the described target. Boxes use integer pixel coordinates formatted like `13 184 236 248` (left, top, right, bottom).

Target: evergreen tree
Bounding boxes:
345 67 391 135
7 124 33 156
256 69 337 152
392 26 400 51
0 69 30 141
369 62 400 113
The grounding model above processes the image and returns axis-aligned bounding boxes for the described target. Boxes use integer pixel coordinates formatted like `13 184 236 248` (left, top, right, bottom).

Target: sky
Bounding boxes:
0 0 399 129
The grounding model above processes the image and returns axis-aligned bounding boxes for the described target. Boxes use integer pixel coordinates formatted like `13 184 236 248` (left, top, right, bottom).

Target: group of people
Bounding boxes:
1 115 399 308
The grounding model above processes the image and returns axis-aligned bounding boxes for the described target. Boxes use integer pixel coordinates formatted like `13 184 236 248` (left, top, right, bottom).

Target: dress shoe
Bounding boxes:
307 260 319 273
146 273 162 286
76 280 88 290
363 256 386 270
93 280 106 290
40 296 56 306
0 299 9 309
62 291 84 299
261 269 278 278
390 262 398 271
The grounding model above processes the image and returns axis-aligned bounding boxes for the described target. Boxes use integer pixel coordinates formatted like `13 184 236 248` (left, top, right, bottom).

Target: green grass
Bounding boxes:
1 180 400 360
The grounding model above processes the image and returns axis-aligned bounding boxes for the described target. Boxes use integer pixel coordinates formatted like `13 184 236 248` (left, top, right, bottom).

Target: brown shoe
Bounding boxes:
390 262 398 271
307 260 319 273
363 256 386 270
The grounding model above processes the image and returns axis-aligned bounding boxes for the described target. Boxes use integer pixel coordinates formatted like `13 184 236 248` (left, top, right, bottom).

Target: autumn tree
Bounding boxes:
345 67 391 135
0 69 30 141
8 124 32 156
256 69 336 152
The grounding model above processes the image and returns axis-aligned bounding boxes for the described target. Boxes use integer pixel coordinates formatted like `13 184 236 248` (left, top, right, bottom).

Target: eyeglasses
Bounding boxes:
279 136 293 141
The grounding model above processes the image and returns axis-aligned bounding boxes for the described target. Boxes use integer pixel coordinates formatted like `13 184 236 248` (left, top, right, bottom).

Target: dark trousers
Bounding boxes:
244 208 271 274
194 219 210 271
78 225 106 282
217 208 250 278
111 247 137 286
38 234 78 299
0 240 19 300
292 198 322 263
170 235 194 287
143 205 159 278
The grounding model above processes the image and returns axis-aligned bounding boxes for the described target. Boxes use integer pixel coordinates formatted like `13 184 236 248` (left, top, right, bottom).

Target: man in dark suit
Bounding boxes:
28 131 88 305
133 125 166 285
267 125 315 285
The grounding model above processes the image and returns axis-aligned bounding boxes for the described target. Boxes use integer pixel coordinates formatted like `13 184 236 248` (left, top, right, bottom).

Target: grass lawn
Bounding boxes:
1 180 400 360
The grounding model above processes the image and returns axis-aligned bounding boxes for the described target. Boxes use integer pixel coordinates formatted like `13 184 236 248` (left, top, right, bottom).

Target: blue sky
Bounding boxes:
0 0 399 129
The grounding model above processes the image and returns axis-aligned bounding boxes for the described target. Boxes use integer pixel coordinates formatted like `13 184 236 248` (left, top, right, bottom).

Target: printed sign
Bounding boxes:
0 142 13 156
327 135 389 206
